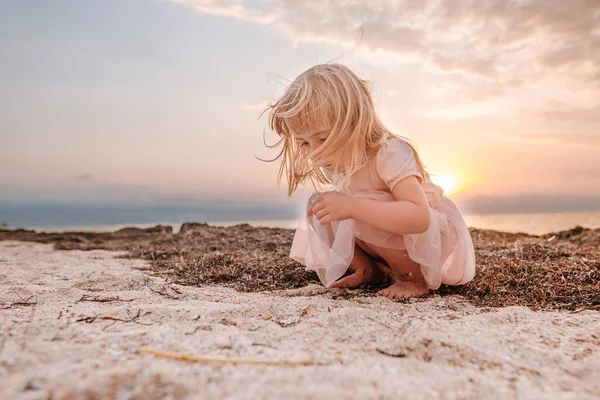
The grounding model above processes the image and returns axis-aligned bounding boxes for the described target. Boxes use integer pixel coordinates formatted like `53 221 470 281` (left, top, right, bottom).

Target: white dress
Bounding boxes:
289 138 476 289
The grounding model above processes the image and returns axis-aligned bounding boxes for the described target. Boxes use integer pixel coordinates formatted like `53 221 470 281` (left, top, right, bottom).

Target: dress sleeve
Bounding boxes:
375 139 423 190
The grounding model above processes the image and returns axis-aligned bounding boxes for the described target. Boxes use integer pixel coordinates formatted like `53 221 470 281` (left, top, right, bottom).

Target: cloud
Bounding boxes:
421 111 599 146
526 106 600 124
172 0 600 122
456 192 600 215
492 131 600 146
174 0 600 81
76 173 93 181
169 0 277 24
243 101 269 111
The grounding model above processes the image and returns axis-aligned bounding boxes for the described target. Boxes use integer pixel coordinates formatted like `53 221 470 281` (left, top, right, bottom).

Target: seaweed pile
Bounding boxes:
1 223 598 310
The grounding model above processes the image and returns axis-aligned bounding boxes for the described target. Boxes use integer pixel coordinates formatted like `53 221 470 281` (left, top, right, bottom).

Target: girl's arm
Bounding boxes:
309 176 431 234
351 176 431 234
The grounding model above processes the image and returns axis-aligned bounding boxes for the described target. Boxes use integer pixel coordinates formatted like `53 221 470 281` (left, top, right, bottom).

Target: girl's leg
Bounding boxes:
329 240 386 288
372 247 429 300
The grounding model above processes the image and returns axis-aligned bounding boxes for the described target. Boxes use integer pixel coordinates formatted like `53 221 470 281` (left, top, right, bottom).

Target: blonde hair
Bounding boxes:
263 63 427 196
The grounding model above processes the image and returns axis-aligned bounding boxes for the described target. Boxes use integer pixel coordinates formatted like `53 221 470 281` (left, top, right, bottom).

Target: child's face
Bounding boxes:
294 126 331 155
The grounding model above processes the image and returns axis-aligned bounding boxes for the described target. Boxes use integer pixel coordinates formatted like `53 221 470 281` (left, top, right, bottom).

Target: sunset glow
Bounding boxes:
430 174 459 196
0 0 598 217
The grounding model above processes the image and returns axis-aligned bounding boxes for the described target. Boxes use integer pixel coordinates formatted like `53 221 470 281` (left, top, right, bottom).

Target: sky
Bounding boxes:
1 0 599 222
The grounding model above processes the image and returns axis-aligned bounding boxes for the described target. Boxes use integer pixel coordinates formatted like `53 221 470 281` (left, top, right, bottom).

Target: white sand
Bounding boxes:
1 241 599 400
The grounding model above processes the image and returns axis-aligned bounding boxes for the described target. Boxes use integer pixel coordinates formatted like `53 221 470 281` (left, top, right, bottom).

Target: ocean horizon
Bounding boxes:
2 207 599 236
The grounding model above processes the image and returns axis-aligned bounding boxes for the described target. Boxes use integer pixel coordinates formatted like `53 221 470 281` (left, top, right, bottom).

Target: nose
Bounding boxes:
309 142 322 153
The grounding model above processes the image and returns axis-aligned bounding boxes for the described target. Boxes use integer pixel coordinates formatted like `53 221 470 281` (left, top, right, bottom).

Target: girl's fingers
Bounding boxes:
310 202 325 215
319 214 332 225
307 196 322 216
315 209 329 220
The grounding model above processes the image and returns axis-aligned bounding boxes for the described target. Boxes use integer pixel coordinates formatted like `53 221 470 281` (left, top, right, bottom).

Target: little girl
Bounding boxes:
264 63 476 300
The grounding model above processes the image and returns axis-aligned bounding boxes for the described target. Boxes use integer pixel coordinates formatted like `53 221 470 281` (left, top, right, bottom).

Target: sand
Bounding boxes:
1 240 599 399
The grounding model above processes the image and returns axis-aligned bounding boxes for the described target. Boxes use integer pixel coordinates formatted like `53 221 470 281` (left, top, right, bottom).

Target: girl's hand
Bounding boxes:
308 192 354 224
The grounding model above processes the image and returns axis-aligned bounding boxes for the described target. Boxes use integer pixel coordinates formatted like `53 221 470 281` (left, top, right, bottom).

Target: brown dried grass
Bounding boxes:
1 223 598 311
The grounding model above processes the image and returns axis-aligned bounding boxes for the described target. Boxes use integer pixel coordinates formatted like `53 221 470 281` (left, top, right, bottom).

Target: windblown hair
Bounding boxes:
263 63 427 196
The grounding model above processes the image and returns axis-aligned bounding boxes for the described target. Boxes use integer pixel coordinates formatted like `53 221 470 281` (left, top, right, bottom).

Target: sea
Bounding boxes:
2 209 600 236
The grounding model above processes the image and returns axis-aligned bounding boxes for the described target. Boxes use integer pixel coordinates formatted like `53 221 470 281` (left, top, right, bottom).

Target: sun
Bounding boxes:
430 174 458 195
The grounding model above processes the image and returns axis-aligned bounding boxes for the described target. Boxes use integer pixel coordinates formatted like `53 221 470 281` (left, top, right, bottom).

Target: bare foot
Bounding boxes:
329 267 385 289
329 270 367 288
377 281 429 301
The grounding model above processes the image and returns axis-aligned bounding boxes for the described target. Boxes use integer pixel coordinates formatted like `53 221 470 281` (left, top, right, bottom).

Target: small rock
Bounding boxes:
278 317 301 327
23 380 42 391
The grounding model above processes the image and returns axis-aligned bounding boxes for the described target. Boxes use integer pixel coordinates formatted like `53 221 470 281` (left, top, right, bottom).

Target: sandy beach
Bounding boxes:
3 0 600 398
1 225 599 399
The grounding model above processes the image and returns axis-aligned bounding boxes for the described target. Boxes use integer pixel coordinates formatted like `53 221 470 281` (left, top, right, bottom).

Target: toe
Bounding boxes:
331 272 367 289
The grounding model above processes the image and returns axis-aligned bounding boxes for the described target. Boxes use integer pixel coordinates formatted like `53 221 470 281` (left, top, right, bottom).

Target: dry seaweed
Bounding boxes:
1 223 598 311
